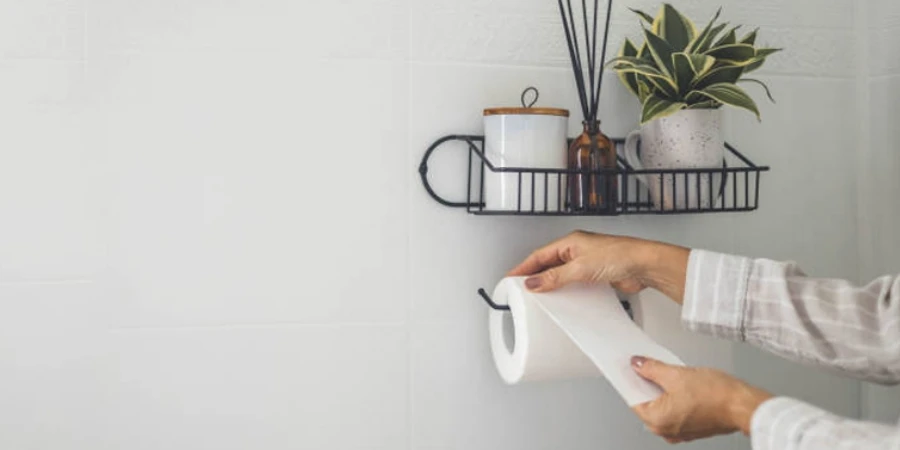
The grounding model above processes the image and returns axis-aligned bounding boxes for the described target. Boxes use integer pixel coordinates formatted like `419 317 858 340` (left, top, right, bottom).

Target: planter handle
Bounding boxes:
623 130 649 187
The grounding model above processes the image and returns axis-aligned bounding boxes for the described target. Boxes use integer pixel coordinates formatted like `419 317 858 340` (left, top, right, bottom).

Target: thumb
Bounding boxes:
631 356 680 389
524 262 584 292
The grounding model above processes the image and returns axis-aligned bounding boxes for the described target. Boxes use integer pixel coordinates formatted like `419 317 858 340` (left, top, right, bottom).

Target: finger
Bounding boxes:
507 238 576 277
524 262 585 292
631 356 681 390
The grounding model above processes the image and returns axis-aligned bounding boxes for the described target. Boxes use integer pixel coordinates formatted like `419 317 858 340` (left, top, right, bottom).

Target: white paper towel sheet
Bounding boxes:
489 277 684 407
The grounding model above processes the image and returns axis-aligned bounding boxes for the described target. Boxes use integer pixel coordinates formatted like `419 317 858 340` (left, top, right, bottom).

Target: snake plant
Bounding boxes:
608 4 781 124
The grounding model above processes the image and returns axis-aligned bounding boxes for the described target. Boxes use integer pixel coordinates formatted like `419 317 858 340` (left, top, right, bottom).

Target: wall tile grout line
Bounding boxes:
852 0 870 422
0 280 94 287
406 0 415 447
405 60 859 81
869 73 900 81
107 322 408 333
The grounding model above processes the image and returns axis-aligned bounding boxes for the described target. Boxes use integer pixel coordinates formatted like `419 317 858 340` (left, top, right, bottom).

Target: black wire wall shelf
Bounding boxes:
419 135 769 216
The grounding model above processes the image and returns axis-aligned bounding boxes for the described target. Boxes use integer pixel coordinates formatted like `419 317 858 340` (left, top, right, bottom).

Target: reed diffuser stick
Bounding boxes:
556 0 615 124
589 0 599 118
592 0 614 120
557 0 618 212
557 0 589 120
581 0 594 119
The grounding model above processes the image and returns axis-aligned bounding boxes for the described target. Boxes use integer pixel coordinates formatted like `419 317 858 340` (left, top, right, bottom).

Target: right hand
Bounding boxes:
629 356 772 443
507 231 690 302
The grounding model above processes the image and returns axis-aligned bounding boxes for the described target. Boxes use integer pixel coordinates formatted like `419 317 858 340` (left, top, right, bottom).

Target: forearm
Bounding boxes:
635 240 690 305
681 249 900 384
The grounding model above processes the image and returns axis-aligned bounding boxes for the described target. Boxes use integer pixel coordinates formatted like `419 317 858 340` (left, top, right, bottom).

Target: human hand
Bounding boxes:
630 356 773 444
507 231 690 303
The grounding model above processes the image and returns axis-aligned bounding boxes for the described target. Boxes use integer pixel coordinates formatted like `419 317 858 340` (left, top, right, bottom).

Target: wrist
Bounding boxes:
728 384 773 435
634 240 690 304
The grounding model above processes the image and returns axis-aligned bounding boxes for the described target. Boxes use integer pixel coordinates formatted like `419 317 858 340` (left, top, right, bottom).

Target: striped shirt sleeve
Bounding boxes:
682 250 900 449
682 249 900 384
750 397 900 450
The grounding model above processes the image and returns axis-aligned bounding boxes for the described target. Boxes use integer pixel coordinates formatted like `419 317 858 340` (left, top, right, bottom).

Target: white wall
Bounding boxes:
859 0 900 424
0 0 870 449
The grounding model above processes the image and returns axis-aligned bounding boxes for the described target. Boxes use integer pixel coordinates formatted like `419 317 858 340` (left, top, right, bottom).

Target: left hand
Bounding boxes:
630 356 773 444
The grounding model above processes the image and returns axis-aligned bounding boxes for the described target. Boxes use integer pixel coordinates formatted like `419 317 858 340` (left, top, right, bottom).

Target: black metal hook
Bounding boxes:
418 135 486 209
621 298 634 320
478 287 635 320
478 288 511 311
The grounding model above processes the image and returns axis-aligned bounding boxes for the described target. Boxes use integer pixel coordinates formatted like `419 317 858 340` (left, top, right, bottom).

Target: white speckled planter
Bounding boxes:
623 109 725 210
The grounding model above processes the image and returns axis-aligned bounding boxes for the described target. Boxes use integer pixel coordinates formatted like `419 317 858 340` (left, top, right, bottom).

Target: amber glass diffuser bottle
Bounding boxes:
557 0 618 213
568 121 616 212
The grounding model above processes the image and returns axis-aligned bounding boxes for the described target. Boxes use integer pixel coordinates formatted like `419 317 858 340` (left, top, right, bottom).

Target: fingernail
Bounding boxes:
525 277 542 290
631 356 647 368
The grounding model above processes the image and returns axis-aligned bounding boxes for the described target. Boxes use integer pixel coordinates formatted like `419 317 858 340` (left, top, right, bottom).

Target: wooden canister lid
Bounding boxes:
485 87 569 117
483 107 569 117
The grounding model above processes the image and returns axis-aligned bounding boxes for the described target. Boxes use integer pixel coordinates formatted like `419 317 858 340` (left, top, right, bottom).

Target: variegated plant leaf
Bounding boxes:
671 53 695 95
643 27 676 76
656 3 697 51
689 83 760 120
704 43 756 64
740 28 759 45
744 48 782 72
616 39 641 97
687 54 716 78
711 25 742 48
686 7 722 53
641 95 687 124
693 65 744 90
739 78 776 103
629 8 655 25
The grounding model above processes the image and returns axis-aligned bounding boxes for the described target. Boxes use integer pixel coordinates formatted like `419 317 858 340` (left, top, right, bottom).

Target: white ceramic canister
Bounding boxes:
483 105 569 212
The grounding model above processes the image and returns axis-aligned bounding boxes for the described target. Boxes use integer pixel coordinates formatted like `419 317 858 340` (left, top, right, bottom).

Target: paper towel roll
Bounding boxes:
489 277 684 407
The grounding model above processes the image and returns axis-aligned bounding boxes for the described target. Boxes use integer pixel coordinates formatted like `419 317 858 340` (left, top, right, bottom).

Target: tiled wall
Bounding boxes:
859 0 900 424
0 1 871 449
860 0 900 279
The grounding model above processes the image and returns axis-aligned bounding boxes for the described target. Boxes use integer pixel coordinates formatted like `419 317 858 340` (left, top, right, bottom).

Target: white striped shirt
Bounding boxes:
682 250 900 449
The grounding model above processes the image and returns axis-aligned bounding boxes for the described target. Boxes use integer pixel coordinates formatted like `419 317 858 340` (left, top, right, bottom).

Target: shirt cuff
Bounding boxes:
750 397 829 450
681 249 753 341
